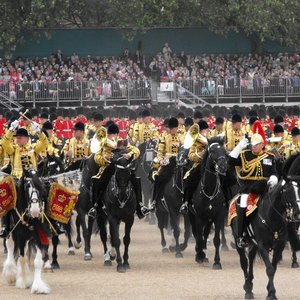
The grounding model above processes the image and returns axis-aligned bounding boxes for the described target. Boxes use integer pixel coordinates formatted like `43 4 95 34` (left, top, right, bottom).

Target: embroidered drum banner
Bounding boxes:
0 176 17 218
47 183 79 224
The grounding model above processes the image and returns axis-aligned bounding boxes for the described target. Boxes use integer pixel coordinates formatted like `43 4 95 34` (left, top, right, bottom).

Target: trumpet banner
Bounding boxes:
47 183 79 224
0 176 17 218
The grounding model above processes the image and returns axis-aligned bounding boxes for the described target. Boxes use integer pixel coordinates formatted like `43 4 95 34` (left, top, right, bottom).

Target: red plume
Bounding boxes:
253 120 267 145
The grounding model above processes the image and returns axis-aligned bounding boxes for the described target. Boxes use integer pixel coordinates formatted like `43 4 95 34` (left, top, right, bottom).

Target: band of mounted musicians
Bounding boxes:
0 105 299 249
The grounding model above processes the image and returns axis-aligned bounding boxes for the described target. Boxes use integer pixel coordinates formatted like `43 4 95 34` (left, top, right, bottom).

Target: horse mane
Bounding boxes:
282 152 300 177
200 147 210 177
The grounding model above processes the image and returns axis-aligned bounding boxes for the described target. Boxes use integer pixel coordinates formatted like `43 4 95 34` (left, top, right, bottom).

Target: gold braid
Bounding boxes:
236 152 269 180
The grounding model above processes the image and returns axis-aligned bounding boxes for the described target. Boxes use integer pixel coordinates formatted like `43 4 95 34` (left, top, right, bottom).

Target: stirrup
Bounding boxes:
88 207 97 219
237 237 248 248
179 201 189 215
0 228 8 239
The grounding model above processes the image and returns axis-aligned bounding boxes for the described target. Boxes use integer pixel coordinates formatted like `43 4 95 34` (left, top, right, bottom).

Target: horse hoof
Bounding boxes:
123 263 130 269
117 265 126 273
266 296 277 300
169 245 176 253
109 248 116 261
196 257 209 264
51 262 60 270
245 292 254 299
74 241 82 249
175 252 183 258
291 262 299 268
104 260 112 267
162 247 169 254
68 247 75 256
179 243 187 252
221 244 229 252
212 263 222 270
84 253 92 261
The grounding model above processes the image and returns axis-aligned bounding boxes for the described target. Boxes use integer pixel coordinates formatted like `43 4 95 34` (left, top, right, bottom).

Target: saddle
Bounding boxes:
227 193 260 226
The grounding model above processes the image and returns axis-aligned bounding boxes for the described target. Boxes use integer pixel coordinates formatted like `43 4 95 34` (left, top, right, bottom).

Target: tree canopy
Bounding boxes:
1 0 300 56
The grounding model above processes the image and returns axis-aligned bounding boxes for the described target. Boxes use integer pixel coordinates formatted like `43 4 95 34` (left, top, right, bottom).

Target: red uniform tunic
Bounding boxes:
0 118 6 137
61 119 73 139
116 119 129 139
54 119 64 139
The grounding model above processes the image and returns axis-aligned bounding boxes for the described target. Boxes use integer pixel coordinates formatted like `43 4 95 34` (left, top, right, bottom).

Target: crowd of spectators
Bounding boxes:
1 45 300 101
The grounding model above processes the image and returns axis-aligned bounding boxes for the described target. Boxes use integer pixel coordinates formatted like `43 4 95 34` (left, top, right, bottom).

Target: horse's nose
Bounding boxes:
30 203 41 218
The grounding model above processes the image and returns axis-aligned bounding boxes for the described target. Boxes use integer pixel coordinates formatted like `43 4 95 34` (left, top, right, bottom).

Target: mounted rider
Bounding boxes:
0 119 48 238
179 120 209 214
63 121 91 171
88 123 150 219
228 120 278 248
150 117 184 210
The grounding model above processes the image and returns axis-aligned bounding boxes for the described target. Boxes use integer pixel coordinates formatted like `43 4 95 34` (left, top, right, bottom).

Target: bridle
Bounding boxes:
200 143 227 200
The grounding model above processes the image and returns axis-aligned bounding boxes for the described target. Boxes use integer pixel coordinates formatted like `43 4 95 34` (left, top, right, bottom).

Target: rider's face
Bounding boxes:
74 130 84 139
169 127 178 135
16 136 29 146
251 142 264 154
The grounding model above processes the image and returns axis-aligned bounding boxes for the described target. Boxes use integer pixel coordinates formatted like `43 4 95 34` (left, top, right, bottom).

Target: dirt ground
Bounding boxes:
0 217 299 300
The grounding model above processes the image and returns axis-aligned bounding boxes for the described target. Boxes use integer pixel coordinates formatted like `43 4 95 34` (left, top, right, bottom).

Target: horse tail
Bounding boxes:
287 222 300 252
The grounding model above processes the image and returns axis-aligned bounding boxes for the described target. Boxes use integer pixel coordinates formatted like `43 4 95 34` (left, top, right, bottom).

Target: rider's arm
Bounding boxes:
156 134 166 161
188 140 205 163
126 145 140 160
34 132 49 154
1 131 15 155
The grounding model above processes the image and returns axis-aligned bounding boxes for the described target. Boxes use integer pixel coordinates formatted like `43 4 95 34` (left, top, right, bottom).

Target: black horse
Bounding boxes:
189 138 228 269
231 176 299 300
282 152 300 268
136 139 157 224
2 171 51 294
102 155 136 272
156 146 191 257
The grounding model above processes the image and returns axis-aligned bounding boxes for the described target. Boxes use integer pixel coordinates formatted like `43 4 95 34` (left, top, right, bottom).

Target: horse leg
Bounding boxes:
109 218 124 273
203 222 212 250
291 251 299 268
244 245 257 300
65 220 75 255
180 214 191 252
97 214 111 266
169 213 183 258
2 238 17 285
194 218 207 263
42 245 52 272
123 216 134 269
16 238 32 289
74 215 82 249
212 218 222 270
221 220 229 251
51 235 60 269
3 238 7 254
259 247 277 300
77 209 92 260
31 247 50 294
156 210 169 253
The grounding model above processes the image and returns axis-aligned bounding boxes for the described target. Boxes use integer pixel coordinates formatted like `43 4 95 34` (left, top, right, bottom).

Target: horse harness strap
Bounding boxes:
7 208 29 238
200 168 221 201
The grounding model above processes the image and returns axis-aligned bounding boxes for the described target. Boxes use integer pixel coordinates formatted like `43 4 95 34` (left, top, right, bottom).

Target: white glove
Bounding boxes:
31 121 41 133
229 138 249 158
9 120 19 131
267 175 278 188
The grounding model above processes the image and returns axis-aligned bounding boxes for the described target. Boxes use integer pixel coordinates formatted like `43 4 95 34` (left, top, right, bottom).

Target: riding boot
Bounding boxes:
179 186 193 214
236 206 248 248
0 215 10 239
131 176 151 219
88 190 105 219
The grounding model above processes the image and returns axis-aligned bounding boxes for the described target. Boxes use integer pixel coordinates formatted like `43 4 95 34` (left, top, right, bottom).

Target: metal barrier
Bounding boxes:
0 79 152 107
171 77 300 104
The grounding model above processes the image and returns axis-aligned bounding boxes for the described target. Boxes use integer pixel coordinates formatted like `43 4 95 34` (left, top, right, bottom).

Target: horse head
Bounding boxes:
206 137 227 175
177 146 189 166
23 170 44 219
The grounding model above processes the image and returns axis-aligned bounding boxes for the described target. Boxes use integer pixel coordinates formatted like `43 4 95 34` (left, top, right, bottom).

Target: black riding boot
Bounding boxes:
0 214 10 239
179 186 193 214
88 190 105 219
131 176 151 219
237 206 248 248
